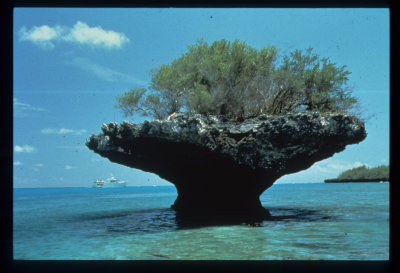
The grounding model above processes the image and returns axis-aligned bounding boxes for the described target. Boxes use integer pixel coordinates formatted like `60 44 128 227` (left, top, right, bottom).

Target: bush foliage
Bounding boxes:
337 165 389 180
115 39 359 120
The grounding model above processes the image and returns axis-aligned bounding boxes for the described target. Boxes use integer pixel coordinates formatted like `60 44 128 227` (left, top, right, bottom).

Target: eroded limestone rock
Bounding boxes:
86 112 366 225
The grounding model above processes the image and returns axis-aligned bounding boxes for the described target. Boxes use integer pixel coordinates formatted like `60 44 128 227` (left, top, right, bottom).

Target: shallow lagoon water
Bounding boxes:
13 183 389 260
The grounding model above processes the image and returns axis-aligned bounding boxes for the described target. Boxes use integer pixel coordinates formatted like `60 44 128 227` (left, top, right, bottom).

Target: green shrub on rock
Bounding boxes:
115 39 359 121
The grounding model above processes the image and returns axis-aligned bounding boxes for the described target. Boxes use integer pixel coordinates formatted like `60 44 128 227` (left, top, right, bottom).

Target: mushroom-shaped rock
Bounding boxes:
86 112 366 225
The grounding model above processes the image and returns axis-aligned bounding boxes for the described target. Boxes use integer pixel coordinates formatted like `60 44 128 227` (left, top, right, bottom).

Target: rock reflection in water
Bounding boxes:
73 207 332 234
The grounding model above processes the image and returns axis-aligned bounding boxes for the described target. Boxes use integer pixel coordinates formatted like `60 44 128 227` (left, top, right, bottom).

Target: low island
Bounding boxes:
324 165 389 183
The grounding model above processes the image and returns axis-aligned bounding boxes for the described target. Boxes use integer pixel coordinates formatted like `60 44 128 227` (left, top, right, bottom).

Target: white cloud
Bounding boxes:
19 21 129 49
33 163 44 172
41 127 87 135
327 161 365 170
64 21 129 48
14 98 47 117
308 159 367 175
69 57 146 85
277 159 369 184
14 145 36 153
64 165 77 170
19 25 64 48
14 161 23 166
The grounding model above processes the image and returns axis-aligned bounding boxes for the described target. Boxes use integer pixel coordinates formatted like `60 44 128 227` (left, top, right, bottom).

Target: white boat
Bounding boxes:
92 177 127 188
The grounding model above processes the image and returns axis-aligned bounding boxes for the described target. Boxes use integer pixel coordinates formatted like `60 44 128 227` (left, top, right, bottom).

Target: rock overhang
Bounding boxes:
87 111 366 173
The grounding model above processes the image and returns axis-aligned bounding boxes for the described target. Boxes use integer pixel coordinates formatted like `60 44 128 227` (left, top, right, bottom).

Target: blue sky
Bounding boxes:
13 8 389 188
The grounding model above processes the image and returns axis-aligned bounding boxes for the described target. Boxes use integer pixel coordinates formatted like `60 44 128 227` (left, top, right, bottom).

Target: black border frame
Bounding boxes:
1 1 398 272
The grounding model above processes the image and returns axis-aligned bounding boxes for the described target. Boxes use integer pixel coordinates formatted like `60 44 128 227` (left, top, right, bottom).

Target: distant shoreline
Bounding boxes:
324 178 389 183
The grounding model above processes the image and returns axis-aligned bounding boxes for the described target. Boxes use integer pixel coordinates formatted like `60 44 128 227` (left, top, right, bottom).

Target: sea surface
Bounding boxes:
13 183 389 260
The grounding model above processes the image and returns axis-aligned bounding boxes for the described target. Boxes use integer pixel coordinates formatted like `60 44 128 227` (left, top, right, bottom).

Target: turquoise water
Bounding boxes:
13 183 389 260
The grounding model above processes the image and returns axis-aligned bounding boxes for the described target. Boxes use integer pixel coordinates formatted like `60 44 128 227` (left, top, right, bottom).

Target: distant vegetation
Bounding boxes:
115 39 359 121
325 165 389 183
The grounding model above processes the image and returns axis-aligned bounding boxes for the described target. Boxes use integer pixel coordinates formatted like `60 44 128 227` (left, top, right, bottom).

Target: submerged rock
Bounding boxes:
86 112 366 225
